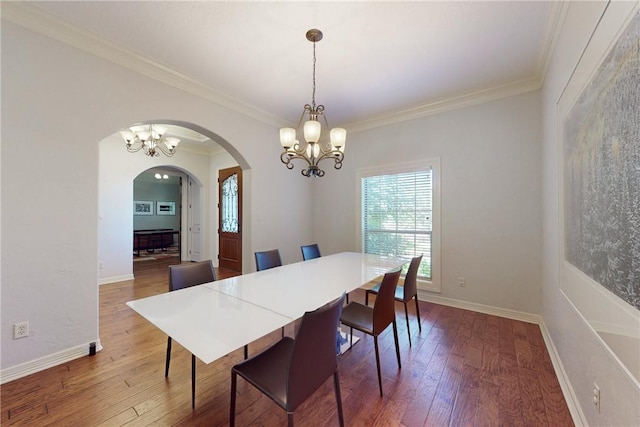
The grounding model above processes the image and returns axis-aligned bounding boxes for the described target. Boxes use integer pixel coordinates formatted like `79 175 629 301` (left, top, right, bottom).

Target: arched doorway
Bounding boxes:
132 167 188 263
98 120 251 285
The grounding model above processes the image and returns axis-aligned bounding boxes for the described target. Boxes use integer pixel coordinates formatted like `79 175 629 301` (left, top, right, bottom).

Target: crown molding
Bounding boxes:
344 1 565 133
3 2 561 135
1 2 285 129
178 143 226 157
536 0 571 86
345 76 542 133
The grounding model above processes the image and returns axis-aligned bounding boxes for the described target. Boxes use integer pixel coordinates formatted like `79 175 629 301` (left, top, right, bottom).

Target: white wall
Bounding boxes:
313 91 542 315
541 1 640 425
99 134 211 283
1 21 312 376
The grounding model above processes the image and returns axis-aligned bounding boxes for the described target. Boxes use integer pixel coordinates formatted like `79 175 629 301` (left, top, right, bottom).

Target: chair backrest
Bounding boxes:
300 243 321 261
168 260 216 292
372 269 402 334
254 249 282 271
287 293 345 411
402 254 423 301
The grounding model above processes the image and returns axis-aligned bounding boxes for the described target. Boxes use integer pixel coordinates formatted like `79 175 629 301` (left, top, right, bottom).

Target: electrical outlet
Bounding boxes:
593 382 600 413
14 322 29 339
458 277 465 287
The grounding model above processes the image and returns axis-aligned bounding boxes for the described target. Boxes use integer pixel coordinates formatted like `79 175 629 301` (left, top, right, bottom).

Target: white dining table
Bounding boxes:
126 252 408 364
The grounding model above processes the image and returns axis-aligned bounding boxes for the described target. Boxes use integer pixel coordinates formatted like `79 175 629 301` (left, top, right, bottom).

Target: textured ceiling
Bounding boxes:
23 1 557 133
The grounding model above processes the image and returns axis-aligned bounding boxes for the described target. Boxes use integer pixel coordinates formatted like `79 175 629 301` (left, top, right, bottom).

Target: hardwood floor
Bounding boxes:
1 258 574 426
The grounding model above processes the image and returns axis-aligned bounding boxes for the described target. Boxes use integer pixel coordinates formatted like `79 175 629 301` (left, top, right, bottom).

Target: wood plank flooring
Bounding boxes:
1 258 574 426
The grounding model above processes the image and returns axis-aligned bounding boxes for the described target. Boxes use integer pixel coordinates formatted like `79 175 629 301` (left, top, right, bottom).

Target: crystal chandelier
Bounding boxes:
280 29 346 177
120 124 180 157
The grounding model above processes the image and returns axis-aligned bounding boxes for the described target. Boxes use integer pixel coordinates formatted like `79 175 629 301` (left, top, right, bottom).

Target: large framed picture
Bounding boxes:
557 2 639 381
134 200 154 215
157 201 176 216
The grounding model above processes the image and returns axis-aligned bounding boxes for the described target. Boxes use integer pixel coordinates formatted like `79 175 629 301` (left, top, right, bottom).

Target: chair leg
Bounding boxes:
392 321 402 370
373 336 383 397
165 337 172 377
333 371 345 427
244 344 248 360
281 326 285 338
414 295 422 331
287 413 294 427
346 293 350 304
404 302 412 347
229 371 237 427
349 327 354 350
365 291 368 306
191 354 196 409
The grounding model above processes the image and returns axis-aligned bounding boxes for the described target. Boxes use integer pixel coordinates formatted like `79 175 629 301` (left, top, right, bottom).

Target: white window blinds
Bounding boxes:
362 168 433 279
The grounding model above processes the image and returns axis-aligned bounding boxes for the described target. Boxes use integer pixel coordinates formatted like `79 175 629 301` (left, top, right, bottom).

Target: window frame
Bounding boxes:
356 159 441 293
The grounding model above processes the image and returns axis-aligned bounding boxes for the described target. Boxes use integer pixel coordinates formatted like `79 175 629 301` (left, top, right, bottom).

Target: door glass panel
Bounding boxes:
221 173 239 233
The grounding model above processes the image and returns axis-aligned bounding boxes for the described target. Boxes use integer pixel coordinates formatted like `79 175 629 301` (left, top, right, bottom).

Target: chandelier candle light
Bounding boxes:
280 29 346 177
120 124 180 157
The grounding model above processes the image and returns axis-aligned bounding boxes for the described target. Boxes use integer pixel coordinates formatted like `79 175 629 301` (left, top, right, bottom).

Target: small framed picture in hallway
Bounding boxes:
134 201 153 215
156 201 176 216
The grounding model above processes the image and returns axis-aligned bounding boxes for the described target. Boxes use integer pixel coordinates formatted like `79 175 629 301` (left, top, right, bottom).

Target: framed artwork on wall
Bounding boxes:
557 1 639 382
134 200 154 215
157 201 176 215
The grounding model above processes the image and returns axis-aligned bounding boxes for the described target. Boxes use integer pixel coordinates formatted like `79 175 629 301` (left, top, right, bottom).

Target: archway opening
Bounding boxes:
98 121 251 286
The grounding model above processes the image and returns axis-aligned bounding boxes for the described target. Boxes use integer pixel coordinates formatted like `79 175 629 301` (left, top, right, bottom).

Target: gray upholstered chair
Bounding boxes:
248 249 284 358
365 255 423 346
340 269 402 397
165 260 215 409
254 249 282 271
300 243 321 260
230 293 346 427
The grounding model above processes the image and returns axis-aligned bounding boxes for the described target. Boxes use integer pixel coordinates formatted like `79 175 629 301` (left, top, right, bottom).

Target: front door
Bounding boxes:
218 166 242 273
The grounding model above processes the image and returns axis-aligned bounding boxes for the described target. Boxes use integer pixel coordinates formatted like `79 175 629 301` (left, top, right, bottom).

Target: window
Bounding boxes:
358 160 440 292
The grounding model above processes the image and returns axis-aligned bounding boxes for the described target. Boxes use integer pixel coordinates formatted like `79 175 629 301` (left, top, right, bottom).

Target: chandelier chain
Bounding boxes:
311 40 317 110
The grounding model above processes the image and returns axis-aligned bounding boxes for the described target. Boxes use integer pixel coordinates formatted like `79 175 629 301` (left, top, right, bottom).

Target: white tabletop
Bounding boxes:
126 285 291 364
127 252 407 364
207 252 408 319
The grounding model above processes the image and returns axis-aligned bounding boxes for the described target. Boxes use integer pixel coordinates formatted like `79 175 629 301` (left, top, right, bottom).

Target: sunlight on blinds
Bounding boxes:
362 168 432 279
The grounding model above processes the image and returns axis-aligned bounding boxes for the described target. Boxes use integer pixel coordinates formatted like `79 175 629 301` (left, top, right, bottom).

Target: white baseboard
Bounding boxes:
0 340 103 385
417 291 543 324
99 274 134 285
538 322 587 426
417 291 583 426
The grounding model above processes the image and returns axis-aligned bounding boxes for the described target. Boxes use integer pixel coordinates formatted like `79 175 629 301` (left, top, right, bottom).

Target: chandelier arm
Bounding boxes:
317 141 336 155
314 150 344 168
280 152 296 169
295 108 308 130
156 144 175 157
322 112 331 130
301 165 326 178
280 150 314 168
126 144 145 154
